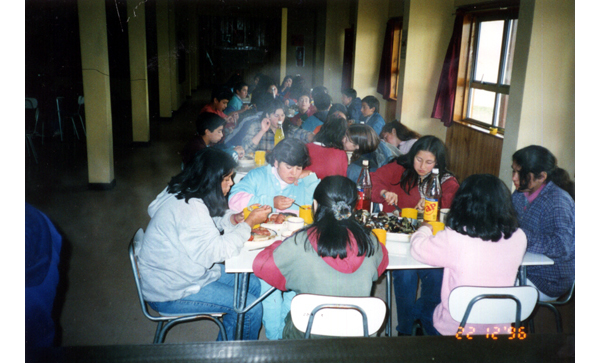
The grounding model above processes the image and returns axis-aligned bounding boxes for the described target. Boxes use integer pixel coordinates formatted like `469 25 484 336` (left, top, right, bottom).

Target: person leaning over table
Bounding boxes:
304 111 349 179
136 148 271 341
229 137 320 215
410 174 526 336
511 145 575 301
371 135 459 336
241 99 286 154
228 138 320 340
380 120 421 155
253 176 389 339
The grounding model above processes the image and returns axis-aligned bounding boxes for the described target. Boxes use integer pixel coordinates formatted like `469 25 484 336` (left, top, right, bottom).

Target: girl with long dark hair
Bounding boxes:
253 176 389 339
410 174 527 335
137 148 271 341
511 145 575 301
304 111 349 179
380 120 421 155
370 135 460 336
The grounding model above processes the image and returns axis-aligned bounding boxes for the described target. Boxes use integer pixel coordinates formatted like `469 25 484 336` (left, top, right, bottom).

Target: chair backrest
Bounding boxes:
290 293 387 338
26 98 38 109
128 228 158 321
449 286 538 327
26 98 40 133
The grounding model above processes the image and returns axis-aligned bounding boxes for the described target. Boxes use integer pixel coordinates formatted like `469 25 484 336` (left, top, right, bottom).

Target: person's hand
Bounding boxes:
245 205 272 227
231 211 245 225
273 196 295 210
415 198 425 211
306 132 315 143
234 146 245 159
233 113 239 122
419 221 434 232
285 99 290 106
227 115 236 126
382 191 398 206
260 118 271 133
241 104 249 112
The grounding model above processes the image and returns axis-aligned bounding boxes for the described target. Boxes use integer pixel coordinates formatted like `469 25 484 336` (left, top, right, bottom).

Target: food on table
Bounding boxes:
266 212 296 224
353 210 418 234
250 226 276 242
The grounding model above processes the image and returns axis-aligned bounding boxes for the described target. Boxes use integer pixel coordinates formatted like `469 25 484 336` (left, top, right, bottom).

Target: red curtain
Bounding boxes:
431 11 465 127
377 17 401 100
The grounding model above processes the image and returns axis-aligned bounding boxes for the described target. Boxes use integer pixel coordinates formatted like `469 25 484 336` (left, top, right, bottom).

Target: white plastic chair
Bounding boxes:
449 286 539 336
128 228 228 343
290 293 387 338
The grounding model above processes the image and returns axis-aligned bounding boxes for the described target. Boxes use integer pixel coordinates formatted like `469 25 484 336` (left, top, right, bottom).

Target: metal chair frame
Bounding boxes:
56 96 86 141
26 98 40 163
128 229 228 343
531 281 574 333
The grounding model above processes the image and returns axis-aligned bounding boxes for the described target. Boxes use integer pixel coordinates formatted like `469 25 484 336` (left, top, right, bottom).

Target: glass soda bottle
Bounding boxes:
423 168 442 222
274 120 285 146
356 160 372 212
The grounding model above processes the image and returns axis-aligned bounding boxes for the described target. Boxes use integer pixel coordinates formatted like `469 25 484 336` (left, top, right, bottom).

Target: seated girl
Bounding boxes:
253 176 389 339
304 111 349 179
370 135 459 336
344 124 400 183
229 137 320 214
511 145 575 301
380 120 421 155
410 174 527 336
137 148 271 341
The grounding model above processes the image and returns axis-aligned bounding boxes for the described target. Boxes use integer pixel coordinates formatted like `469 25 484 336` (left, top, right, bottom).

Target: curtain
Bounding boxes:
377 17 401 100
431 11 465 127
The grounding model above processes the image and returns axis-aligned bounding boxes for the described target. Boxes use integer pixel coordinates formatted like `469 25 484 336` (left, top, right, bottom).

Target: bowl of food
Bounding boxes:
238 156 255 168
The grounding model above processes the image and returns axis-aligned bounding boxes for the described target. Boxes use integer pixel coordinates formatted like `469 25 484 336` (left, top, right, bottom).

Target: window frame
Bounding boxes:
454 7 519 134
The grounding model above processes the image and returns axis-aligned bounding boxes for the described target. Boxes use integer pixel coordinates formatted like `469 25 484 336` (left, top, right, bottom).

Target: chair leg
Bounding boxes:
26 135 38 164
79 115 86 137
70 117 80 140
153 321 164 344
58 115 63 142
538 302 562 333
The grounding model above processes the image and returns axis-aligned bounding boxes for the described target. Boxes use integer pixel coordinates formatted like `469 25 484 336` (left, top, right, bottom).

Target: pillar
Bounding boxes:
77 0 115 189
128 0 150 143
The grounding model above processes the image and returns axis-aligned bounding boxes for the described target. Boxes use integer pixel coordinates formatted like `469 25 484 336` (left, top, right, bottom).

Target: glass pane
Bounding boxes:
474 20 504 83
469 88 496 125
502 19 518 85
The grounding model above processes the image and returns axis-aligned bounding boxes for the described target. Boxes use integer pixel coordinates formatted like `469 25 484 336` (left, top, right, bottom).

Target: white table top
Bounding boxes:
225 235 554 274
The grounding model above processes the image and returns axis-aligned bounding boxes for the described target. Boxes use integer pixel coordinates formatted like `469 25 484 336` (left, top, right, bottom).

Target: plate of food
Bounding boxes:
245 226 278 249
261 212 297 231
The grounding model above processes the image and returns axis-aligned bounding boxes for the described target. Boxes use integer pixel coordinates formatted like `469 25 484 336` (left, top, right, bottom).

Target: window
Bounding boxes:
456 8 518 132
377 17 402 101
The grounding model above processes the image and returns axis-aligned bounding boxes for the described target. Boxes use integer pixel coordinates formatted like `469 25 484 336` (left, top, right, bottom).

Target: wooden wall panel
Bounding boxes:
444 122 504 183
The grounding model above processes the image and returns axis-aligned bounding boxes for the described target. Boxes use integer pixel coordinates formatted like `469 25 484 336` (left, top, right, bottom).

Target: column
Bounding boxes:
156 0 172 117
280 8 288 83
128 0 150 143
77 0 115 189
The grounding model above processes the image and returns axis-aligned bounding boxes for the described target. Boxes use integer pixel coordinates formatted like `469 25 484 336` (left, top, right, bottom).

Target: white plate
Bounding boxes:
238 158 255 167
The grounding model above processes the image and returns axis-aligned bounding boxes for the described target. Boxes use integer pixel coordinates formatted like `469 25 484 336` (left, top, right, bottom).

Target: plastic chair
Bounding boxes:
448 286 539 336
25 98 40 163
290 293 387 338
532 281 574 333
128 228 228 343
56 96 86 141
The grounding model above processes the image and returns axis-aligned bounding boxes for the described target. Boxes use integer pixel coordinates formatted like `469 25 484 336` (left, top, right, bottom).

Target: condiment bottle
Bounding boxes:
356 160 372 212
423 168 441 222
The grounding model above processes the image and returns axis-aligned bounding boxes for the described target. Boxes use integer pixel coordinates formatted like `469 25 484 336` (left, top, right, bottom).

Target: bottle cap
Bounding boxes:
362 160 369 166
432 168 439 173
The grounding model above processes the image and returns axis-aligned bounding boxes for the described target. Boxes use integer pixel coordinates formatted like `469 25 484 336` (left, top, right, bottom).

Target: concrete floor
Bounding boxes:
24 89 574 347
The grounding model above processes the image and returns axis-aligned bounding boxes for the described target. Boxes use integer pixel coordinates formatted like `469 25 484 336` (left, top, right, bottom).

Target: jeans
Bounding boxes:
392 268 443 335
259 278 296 340
149 264 262 341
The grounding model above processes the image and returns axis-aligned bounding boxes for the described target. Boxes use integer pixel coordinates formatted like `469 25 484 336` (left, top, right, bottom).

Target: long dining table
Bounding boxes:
225 232 554 340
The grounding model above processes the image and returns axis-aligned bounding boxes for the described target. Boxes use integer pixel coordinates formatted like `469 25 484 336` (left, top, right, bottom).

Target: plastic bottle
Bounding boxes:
274 120 285 146
423 168 442 222
356 160 372 212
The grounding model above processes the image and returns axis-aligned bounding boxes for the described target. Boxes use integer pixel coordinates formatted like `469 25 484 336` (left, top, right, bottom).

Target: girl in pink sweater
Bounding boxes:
410 174 527 336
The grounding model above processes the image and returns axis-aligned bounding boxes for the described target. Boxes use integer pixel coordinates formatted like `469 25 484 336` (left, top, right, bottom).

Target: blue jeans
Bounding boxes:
149 264 262 341
392 268 443 335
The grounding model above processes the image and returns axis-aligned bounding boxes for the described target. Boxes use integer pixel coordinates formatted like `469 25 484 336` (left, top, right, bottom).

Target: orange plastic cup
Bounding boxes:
429 221 445 236
299 205 313 225
372 229 387 246
401 208 418 219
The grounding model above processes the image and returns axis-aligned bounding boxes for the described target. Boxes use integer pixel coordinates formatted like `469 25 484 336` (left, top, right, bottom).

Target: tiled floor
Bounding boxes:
25 89 574 347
